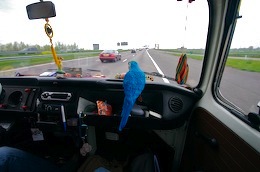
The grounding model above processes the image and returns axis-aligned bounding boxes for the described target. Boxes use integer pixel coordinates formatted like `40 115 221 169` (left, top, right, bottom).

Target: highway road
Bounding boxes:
0 49 259 115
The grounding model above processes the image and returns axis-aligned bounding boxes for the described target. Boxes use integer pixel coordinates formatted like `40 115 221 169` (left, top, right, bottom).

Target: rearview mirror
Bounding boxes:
26 1 56 19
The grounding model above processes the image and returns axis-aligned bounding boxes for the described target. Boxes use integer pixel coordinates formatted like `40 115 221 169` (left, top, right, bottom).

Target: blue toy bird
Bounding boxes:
119 61 146 131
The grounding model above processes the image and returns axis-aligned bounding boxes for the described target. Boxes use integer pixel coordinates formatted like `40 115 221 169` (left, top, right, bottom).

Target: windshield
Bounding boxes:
101 50 115 54
0 0 209 87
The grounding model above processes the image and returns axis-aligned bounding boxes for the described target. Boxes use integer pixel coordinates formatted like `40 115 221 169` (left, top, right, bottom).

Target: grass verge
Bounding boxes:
0 52 99 71
166 52 259 72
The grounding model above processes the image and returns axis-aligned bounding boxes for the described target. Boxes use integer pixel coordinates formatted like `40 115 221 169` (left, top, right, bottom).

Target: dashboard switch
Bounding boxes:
24 88 31 93
0 104 7 109
22 105 29 111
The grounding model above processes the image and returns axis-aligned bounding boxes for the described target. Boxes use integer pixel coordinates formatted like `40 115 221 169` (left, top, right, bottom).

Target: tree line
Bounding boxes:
0 41 80 52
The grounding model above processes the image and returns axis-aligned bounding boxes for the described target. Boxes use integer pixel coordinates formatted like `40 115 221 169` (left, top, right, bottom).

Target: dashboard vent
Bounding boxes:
169 97 183 113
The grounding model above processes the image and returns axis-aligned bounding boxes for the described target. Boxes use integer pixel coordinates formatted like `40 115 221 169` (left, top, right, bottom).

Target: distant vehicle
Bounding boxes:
99 50 121 62
18 47 40 55
131 49 136 53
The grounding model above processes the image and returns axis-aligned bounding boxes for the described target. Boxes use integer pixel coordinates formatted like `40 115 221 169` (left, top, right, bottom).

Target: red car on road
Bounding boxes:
99 50 121 62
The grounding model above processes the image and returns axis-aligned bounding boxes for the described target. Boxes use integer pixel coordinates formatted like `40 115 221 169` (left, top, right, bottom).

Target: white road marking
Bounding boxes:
146 50 170 83
123 59 128 63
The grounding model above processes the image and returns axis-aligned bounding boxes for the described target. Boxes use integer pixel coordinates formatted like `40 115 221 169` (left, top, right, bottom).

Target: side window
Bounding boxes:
219 0 260 115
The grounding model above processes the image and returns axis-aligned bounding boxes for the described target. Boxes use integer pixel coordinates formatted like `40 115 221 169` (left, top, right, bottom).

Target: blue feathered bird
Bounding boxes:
119 61 146 131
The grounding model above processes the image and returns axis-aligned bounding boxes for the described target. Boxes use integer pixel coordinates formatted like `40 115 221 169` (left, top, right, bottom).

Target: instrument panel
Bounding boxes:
0 85 38 112
0 77 200 130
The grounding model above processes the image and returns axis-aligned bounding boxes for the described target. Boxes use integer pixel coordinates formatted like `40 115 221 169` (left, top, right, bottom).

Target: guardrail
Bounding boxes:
0 51 21 56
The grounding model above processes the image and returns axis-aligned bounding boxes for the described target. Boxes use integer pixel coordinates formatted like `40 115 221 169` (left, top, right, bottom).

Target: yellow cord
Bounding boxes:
51 44 62 72
44 18 64 73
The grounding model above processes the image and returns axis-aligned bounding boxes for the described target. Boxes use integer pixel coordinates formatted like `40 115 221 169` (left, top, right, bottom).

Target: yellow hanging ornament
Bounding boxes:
44 18 64 74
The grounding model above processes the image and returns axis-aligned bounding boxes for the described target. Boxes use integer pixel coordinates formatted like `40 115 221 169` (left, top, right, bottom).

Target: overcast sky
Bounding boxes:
0 0 259 50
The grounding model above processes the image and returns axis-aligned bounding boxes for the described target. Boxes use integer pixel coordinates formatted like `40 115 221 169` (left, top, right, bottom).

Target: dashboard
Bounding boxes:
0 77 201 131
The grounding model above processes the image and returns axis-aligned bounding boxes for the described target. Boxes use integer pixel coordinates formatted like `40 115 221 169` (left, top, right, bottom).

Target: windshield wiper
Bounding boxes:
144 71 193 90
144 71 175 81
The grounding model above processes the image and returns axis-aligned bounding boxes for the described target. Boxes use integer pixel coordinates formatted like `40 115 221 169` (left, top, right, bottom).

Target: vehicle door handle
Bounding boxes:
195 131 219 149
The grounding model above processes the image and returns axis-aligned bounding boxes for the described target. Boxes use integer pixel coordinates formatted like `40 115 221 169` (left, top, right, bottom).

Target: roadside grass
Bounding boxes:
165 51 260 73
226 58 260 72
0 52 100 71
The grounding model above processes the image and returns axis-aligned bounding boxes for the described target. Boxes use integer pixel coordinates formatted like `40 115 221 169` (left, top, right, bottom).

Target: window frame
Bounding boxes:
211 0 258 131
